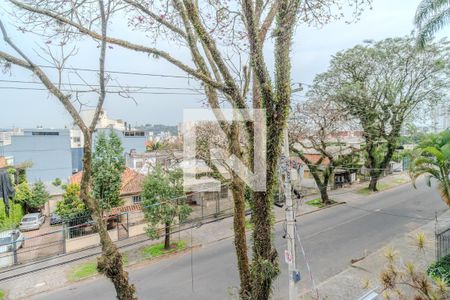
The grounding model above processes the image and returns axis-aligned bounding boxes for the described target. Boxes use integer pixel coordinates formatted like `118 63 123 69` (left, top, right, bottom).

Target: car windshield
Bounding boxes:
0 237 11 245
22 217 37 222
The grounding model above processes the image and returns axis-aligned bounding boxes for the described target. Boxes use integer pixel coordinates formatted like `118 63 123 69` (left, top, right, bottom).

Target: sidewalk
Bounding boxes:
0 172 411 299
300 210 449 300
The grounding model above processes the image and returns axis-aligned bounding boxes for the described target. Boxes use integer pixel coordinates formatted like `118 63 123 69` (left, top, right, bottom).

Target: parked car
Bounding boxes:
0 230 24 253
19 213 45 231
50 213 63 226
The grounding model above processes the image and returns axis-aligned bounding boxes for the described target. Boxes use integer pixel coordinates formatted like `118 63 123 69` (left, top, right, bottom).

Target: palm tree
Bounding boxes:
410 130 450 205
414 0 450 48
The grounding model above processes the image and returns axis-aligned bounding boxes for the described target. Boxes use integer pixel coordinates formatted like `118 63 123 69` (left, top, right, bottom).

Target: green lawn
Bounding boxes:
122 253 129 266
305 198 337 208
68 261 98 282
141 240 186 259
357 177 409 195
68 254 129 281
0 289 5 300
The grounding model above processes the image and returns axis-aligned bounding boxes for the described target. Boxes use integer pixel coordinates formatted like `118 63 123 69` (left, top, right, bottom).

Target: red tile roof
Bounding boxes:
109 203 143 215
70 168 145 196
0 157 6 168
291 154 330 166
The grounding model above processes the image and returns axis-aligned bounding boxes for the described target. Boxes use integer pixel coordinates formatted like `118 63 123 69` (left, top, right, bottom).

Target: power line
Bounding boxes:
0 79 203 92
0 86 203 96
36 64 191 79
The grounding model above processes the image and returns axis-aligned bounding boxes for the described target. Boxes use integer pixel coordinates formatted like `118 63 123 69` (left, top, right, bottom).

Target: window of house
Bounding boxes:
73 137 81 143
135 161 143 169
32 131 59 136
132 195 142 204
124 131 145 137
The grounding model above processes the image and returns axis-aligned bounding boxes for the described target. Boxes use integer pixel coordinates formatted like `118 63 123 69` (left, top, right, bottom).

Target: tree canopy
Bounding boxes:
142 165 191 250
56 184 86 220
29 181 50 210
92 130 125 210
415 0 450 48
310 36 450 191
410 130 450 205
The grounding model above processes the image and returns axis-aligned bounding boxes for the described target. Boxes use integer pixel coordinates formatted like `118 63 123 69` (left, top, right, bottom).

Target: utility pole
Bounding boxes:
282 127 299 300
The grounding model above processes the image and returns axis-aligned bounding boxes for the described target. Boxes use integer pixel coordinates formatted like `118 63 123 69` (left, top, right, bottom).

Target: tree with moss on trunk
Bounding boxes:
4 0 372 298
289 98 360 206
0 1 136 297
92 130 126 211
142 165 192 250
309 37 450 192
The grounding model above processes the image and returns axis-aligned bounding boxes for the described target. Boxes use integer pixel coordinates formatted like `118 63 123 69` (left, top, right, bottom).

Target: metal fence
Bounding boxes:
436 224 450 260
0 190 234 269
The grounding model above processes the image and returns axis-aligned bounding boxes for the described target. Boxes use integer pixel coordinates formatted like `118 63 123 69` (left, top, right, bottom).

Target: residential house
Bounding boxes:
43 183 65 216
291 144 359 190
125 150 183 175
69 168 146 222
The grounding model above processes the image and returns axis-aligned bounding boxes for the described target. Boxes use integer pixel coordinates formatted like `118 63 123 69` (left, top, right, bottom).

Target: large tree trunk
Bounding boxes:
164 222 171 250
228 122 252 299
319 185 332 206
231 176 252 299
250 144 281 300
80 132 136 300
368 172 380 192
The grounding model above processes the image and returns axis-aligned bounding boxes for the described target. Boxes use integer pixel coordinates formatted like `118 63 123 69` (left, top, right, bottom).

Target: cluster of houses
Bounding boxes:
0 109 416 230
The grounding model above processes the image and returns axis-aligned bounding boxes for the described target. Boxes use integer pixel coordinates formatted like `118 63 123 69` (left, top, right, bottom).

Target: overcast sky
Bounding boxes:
0 0 448 129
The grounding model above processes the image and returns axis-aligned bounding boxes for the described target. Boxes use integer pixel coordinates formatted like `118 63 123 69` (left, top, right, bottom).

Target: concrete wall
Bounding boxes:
3 129 73 183
65 229 118 253
45 195 63 216
129 223 146 237
95 129 148 153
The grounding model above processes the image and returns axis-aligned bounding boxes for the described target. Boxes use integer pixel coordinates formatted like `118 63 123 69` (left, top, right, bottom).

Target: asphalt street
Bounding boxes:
31 180 448 300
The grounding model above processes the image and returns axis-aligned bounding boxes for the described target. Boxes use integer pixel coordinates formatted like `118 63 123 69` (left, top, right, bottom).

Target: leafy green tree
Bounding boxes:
311 37 449 191
56 184 86 220
52 178 62 187
142 166 192 250
290 98 361 205
415 0 450 48
410 130 450 205
14 181 31 206
92 131 125 210
29 181 50 211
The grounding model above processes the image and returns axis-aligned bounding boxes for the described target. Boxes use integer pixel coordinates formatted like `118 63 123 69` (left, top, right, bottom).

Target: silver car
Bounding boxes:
19 213 45 231
0 230 24 253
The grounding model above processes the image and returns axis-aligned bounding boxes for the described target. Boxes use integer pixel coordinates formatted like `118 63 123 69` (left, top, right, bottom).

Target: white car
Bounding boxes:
19 213 45 231
0 230 24 253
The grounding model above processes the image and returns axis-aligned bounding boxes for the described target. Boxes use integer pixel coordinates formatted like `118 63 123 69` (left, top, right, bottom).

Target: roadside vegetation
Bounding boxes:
141 241 187 260
428 254 450 286
372 233 448 300
409 130 450 205
305 198 337 208
67 241 186 282
357 177 410 195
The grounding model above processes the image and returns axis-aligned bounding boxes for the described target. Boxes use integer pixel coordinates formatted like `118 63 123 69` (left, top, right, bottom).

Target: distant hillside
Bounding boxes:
136 124 178 135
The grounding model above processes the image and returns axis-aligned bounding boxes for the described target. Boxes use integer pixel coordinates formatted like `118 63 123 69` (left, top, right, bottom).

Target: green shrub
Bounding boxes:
0 201 24 229
427 254 450 285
